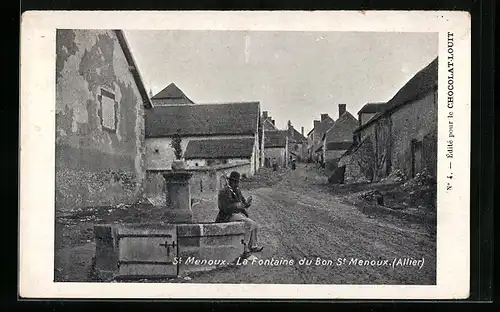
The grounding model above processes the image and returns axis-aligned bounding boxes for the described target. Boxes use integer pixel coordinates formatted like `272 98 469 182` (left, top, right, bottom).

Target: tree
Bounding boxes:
170 129 183 160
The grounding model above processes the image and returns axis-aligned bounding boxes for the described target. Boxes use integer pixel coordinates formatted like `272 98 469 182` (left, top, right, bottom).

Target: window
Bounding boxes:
98 88 117 132
222 159 228 164
154 148 159 153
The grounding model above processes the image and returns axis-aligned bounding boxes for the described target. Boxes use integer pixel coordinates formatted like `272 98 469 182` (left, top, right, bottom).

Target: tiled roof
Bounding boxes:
325 111 358 146
288 126 307 143
145 102 260 137
355 57 438 132
264 130 288 148
307 116 335 137
151 82 194 103
263 119 278 130
184 138 255 159
309 117 335 151
325 141 353 151
358 102 389 114
314 117 335 137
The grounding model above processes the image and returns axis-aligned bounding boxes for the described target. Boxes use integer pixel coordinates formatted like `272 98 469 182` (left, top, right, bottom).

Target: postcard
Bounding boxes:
19 10 471 299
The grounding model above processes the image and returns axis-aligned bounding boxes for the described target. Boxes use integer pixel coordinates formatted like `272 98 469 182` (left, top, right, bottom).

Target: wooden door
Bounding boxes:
411 140 423 178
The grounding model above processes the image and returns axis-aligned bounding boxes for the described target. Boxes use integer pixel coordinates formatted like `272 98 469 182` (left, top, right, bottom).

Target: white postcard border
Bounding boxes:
19 10 471 299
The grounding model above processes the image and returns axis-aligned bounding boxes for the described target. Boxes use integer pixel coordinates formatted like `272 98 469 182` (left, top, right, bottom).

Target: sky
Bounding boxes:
124 30 438 134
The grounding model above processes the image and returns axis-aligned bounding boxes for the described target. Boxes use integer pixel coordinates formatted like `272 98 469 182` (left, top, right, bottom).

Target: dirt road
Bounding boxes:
188 164 436 284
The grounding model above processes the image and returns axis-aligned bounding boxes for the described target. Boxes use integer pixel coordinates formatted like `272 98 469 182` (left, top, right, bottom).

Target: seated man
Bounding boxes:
215 171 264 254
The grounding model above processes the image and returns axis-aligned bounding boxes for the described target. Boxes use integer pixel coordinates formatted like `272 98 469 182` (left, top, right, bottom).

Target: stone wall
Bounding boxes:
144 162 252 197
338 137 375 184
373 115 392 181
353 90 437 182
55 29 146 212
390 91 438 179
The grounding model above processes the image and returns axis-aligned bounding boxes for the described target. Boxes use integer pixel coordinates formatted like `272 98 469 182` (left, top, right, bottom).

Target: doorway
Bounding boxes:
411 139 423 178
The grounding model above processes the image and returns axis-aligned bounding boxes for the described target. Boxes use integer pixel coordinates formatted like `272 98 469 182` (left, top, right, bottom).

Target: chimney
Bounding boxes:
320 114 329 121
339 104 347 117
272 119 275 125
262 111 268 118
301 126 304 136
314 120 320 129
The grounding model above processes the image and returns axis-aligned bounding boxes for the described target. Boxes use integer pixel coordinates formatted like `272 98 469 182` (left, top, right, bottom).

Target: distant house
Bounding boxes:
348 57 438 182
145 102 262 175
322 104 358 174
184 138 256 167
263 130 289 168
287 123 307 162
151 82 194 105
306 113 335 163
261 111 278 131
357 102 389 127
55 29 152 212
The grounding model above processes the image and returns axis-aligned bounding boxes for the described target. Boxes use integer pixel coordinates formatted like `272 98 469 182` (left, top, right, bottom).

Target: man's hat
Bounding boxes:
228 171 240 181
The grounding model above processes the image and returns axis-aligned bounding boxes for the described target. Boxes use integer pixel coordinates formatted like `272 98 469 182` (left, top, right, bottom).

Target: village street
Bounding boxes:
185 164 436 285
55 164 436 285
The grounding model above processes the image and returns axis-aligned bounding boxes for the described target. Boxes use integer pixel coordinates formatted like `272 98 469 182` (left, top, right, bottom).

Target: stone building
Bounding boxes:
344 57 438 182
261 111 278 131
55 29 152 212
322 104 358 175
306 113 335 163
145 101 263 175
287 123 307 162
263 130 289 168
151 82 194 105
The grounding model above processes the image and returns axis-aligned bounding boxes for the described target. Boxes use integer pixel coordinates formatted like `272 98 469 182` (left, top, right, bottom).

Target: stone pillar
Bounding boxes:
163 171 193 223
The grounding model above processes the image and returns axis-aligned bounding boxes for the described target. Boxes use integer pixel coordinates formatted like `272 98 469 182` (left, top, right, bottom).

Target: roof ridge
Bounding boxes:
153 101 259 107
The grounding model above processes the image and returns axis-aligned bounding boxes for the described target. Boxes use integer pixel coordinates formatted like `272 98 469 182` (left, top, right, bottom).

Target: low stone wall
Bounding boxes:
144 162 252 197
93 221 245 280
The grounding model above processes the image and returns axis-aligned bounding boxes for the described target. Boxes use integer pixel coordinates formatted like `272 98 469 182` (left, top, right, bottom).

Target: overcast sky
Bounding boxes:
124 30 438 134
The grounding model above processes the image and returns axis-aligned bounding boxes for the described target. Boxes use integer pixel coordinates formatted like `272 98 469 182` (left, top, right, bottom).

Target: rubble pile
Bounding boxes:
380 169 405 183
351 168 437 212
402 169 436 190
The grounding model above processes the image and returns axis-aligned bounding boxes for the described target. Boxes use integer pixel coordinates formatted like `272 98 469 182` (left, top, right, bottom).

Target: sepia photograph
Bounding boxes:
20 11 471 299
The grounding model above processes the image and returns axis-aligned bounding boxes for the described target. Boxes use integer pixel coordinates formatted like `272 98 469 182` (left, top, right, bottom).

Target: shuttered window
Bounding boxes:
98 88 117 132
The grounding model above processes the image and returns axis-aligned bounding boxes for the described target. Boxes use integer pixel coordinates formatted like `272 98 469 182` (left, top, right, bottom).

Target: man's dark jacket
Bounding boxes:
215 186 249 222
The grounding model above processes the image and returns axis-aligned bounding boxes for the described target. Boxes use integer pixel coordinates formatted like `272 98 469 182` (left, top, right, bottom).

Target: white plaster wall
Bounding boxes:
264 147 287 167
185 158 249 168
145 134 256 170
